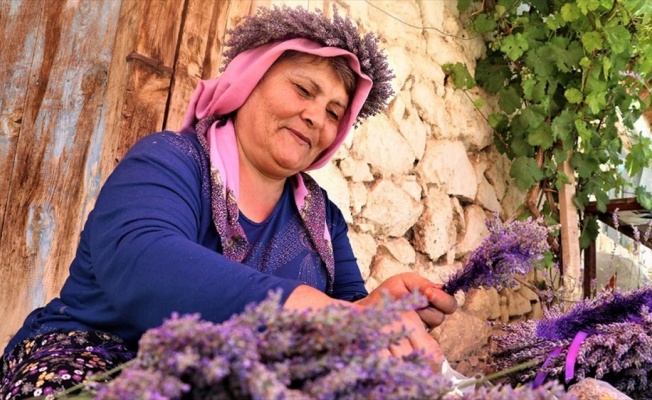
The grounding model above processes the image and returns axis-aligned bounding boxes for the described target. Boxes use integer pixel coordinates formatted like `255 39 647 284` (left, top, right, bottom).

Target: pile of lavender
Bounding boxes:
491 286 652 397
83 291 572 399
444 215 549 295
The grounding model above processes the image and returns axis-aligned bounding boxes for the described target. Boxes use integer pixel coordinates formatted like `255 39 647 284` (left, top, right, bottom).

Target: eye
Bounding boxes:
327 109 340 121
295 83 311 97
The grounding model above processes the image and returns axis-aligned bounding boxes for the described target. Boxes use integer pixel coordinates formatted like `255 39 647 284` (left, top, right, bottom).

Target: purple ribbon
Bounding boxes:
565 331 588 383
533 346 562 388
533 330 589 388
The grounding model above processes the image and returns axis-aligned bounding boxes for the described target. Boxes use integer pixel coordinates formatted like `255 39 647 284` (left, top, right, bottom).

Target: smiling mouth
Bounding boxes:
287 128 312 147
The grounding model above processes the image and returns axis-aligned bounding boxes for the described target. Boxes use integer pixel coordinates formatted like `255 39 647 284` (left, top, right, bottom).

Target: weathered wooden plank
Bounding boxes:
0 0 121 350
558 155 582 305
99 0 187 180
0 0 44 243
166 0 258 131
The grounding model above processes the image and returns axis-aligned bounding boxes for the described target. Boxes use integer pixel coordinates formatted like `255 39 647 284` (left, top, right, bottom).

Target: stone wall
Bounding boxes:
304 0 530 365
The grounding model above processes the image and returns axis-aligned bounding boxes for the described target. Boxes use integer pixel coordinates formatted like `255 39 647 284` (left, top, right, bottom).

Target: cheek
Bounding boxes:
321 125 340 149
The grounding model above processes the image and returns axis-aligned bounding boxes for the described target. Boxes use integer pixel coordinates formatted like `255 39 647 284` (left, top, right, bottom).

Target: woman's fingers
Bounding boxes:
423 285 457 315
415 306 446 328
385 311 446 372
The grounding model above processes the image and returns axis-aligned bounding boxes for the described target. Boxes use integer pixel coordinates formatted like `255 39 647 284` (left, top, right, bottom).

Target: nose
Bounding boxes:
301 103 325 130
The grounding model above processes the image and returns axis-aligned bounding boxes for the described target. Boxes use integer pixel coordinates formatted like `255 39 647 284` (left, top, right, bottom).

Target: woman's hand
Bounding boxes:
357 272 457 329
356 272 457 371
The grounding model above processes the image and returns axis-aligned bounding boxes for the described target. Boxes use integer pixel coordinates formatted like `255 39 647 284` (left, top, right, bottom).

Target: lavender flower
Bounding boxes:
536 286 652 340
491 286 652 396
92 290 455 399
222 5 395 122
444 215 549 295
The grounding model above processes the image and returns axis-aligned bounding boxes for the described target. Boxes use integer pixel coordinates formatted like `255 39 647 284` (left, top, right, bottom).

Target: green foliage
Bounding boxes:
442 62 476 89
455 0 652 255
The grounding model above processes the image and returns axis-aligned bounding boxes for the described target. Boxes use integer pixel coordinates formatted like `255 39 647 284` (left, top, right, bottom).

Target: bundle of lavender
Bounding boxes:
443 215 550 295
76 291 572 399
491 286 652 397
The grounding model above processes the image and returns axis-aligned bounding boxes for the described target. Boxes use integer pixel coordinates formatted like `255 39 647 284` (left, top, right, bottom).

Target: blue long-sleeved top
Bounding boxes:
4 131 367 354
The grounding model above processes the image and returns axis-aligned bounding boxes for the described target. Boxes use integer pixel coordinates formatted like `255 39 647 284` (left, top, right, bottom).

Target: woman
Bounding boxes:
0 6 456 399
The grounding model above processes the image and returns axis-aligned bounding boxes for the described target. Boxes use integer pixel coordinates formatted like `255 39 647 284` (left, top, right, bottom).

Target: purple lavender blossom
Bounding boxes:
93 291 454 399
444 215 549 295
491 286 652 396
221 5 395 123
536 286 652 341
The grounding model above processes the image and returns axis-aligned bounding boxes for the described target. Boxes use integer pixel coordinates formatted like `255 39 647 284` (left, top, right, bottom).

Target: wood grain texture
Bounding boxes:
165 0 257 131
99 0 185 181
0 0 121 348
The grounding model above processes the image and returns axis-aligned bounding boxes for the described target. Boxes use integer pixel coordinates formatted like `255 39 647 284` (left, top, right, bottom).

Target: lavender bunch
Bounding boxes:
222 5 395 122
92 290 454 399
444 215 549 295
490 286 652 396
458 381 572 400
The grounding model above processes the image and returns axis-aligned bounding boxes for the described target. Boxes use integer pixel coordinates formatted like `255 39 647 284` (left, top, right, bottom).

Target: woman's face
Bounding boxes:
234 54 349 180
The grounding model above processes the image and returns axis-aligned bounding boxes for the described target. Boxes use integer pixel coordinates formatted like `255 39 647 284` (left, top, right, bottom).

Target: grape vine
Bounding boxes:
449 0 651 259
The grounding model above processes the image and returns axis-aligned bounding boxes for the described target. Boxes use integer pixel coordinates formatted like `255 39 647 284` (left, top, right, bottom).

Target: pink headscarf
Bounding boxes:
179 38 373 293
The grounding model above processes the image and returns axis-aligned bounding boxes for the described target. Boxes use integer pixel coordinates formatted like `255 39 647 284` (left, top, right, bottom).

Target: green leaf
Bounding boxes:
636 187 652 210
627 0 652 16
553 146 570 164
488 113 507 130
625 136 652 176
580 216 600 249
501 33 529 60
475 54 511 94
442 62 476 89
523 79 547 102
511 136 534 157
530 0 550 14
499 86 522 114
473 13 497 34
473 98 485 109
545 37 583 73
593 188 610 213
555 171 571 192
457 0 472 13
526 48 555 79
551 110 575 142
581 31 603 53
574 120 593 144
528 123 554 149
521 105 546 129
571 152 599 179
602 57 612 78
600 0 614 9
585 91 607 114
560 3 581 22
565 88 583 103
604 25 631 54
510 157 544 189
578 0 601 14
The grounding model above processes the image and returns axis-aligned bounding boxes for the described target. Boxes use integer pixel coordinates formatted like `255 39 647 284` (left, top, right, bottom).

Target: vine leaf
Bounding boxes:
635 187 652 210
578 0 601 14
510 157 543 189
473 14 496 34
581 31 604 53
501 34 529 60
565 88 583 103
499 86 521 114
579 216 600 249
625 136 652 176
604 25 631 55
442 62 476 89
